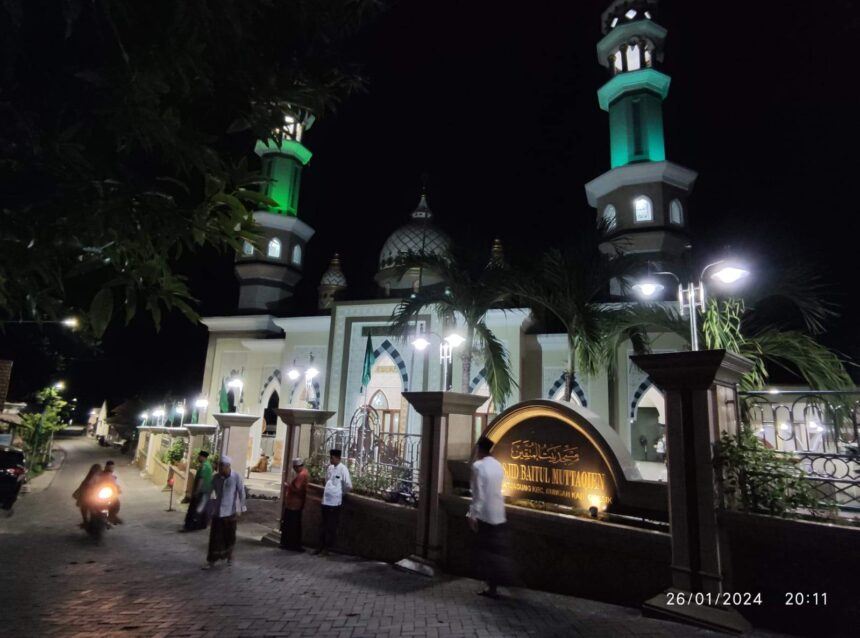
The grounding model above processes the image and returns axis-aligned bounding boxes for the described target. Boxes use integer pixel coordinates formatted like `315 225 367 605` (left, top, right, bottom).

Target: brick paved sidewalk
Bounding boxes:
0 439 781 637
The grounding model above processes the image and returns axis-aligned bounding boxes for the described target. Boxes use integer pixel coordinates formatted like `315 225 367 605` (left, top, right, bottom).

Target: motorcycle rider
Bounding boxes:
99 460 123 524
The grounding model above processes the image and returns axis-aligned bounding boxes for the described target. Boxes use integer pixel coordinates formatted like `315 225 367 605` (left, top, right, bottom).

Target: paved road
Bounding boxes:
0 439 771 638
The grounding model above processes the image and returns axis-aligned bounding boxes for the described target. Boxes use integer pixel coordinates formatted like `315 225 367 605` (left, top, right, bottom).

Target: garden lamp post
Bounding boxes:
633 261 750 351
410 332 464 392
286 354 321 408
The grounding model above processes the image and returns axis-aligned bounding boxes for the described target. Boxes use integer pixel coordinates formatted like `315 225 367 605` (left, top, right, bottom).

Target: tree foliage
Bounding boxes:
19 386 69 465
388 249 515 409
504 224 651 402
0 0 378 334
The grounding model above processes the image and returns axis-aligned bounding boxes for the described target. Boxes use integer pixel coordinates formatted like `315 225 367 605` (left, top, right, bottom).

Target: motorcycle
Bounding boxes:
84 482 117 540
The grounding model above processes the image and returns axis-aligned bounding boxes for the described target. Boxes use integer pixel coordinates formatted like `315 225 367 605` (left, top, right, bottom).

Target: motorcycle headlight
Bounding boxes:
97 486 114 500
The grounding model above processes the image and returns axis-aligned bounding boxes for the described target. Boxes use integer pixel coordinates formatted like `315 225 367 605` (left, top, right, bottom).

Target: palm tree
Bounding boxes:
505 227 651 403
387 247 515 409
699 297 853 392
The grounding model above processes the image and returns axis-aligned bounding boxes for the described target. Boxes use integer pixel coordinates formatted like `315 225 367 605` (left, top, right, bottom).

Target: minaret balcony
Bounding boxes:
597 68 670 111
254 138 313 165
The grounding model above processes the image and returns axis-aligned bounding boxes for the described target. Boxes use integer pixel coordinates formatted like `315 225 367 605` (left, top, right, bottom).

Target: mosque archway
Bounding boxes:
547 372 587 406
629 379 666 463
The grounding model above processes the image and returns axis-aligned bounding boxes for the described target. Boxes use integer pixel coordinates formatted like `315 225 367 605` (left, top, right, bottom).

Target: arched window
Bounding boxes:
242 241 254 256
291 243 302 265
670 199 683 225
370 390 389 410
644 48 653 68
634 196 653 223
602 204 617 230
626 43 641 71
267 238 282 259
612 52 623 74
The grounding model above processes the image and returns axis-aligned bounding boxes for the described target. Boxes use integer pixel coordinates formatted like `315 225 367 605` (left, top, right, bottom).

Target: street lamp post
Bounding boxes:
287 354 320 409
411 332 464 392
634 261 750 351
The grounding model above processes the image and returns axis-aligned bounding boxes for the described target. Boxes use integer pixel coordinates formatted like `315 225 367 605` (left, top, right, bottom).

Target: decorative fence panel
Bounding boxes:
308 405 422 505
741 391 860 515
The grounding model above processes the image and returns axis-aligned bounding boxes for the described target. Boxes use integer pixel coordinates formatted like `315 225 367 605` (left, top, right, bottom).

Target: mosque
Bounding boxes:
198 0 686 480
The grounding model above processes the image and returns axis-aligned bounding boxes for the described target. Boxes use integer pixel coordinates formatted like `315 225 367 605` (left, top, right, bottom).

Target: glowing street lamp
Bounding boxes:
61 317 79 329
634 260 750 351
410 331 465 391
286 354 321 408
53 381 65 391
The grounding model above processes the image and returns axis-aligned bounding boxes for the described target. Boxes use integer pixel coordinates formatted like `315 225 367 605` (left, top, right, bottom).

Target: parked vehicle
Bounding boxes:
0 446 27 510
84 481 117 540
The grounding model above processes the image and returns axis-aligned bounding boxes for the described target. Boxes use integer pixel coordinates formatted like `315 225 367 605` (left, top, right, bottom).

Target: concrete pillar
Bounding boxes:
632 349 752 633
144 431 161 476
261 408 336 544
212 413 259 478
397 391 486 576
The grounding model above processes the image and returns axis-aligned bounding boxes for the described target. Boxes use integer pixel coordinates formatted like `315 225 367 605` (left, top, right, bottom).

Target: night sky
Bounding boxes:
4 0 860 414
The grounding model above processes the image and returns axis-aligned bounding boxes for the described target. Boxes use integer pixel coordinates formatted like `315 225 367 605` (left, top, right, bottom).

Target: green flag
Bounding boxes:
360 335 375 392
218 379 230 413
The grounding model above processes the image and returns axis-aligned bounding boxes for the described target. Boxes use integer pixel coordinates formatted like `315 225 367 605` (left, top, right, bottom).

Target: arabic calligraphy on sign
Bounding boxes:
510 439 580 465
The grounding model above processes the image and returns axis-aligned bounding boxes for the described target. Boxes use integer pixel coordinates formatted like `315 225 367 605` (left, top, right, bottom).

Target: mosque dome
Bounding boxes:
320 253 347 287
378 194 451 270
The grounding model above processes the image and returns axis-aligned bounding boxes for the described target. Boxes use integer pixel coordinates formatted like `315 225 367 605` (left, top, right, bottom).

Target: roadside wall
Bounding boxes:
302 484 417 564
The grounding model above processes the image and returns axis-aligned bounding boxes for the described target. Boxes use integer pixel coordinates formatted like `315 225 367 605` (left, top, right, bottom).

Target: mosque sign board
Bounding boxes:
485 401 620 512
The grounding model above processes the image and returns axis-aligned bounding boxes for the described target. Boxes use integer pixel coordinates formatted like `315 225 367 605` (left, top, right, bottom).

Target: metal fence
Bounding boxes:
741 391 860 514
308 405 422 505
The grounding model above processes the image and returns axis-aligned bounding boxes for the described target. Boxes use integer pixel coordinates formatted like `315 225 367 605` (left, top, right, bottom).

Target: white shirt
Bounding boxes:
212 470 247 518
322 462 352 506
468 456 506 525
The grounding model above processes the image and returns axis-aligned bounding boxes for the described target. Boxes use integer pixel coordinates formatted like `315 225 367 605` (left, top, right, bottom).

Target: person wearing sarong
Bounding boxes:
203 455 246 569
279 457 309 551
468 436 509 599
182 451 213 531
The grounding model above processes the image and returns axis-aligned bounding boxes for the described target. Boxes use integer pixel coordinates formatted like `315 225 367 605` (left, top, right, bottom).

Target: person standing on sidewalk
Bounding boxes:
182 451 213 531
280 457 309 551
314 449 351 556
467 436 508 599
203 455 246 569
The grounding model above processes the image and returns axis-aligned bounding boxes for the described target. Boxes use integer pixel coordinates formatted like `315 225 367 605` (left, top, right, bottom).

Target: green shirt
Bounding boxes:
197 460 213 495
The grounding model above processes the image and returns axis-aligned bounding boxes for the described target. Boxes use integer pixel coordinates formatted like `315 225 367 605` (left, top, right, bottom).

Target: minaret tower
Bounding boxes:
234 106 316 313
584 0 697 278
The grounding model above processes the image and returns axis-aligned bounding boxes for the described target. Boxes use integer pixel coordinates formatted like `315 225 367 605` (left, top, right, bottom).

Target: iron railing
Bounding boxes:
308 405 422 505
740 391 860 515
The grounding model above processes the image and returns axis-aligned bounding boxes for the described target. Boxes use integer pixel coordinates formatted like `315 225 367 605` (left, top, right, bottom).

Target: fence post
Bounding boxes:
632 349 753 633
396 391 486 577
262 408 336 545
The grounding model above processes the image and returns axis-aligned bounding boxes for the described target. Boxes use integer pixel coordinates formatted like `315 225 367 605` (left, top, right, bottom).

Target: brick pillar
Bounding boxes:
632 349 752 633
397 392 486 576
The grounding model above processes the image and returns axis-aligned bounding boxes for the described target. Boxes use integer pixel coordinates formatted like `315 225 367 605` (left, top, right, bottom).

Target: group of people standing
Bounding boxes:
278 448 352 557
182 439 509 598
181 447 352 568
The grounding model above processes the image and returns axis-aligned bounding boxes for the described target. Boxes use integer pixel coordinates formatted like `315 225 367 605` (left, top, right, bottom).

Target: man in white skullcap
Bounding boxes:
280 457 309 551
203 455 246 569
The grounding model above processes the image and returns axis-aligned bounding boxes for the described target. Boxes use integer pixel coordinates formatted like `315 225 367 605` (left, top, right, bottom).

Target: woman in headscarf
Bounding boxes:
73 463 101 526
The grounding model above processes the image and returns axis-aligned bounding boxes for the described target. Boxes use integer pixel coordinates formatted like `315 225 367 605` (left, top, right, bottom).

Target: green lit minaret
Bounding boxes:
235 107 316 313
584 0 697 278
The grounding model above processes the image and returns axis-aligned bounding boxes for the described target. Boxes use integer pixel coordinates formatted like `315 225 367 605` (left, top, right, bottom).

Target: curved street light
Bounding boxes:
634 260 750 351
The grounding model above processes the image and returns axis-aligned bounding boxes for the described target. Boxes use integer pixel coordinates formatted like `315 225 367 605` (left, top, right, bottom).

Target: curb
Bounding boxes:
22 448 67 495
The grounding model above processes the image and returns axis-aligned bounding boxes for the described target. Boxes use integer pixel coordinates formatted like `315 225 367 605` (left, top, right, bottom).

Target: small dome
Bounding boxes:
320 253 347 288
378 194 451 270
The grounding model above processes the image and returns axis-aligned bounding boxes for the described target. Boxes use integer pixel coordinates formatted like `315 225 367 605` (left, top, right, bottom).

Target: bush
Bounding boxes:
162 438 187 466
715 429 827 517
